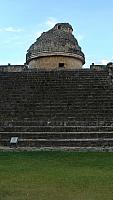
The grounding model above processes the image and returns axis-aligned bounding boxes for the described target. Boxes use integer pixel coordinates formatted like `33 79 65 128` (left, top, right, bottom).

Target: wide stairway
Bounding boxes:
0 69 113 150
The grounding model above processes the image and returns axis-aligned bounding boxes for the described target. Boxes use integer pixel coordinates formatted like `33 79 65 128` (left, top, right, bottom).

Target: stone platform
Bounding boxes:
0 69 113 151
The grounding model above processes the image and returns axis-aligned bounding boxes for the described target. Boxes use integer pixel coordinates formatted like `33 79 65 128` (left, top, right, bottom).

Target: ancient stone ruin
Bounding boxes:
0 23 113 151
26 23 85 70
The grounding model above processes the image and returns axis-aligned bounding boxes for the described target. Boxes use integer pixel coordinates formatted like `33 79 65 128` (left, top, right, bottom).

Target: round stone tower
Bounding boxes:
26 23 85 70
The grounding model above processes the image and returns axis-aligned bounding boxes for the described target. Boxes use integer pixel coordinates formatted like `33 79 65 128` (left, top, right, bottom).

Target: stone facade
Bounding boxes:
28 54 83 70
26 23 85 70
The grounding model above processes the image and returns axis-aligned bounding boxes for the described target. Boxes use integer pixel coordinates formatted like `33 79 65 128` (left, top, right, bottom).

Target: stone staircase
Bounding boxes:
0 69 113 150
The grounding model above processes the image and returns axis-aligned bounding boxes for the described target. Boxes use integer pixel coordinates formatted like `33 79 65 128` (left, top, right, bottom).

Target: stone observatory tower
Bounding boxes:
26 23 85 69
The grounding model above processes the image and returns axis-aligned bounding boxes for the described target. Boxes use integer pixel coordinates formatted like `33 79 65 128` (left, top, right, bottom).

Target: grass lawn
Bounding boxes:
0 151 113 200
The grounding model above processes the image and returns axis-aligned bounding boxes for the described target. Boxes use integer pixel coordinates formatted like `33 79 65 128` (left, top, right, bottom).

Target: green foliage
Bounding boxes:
0 151 113 200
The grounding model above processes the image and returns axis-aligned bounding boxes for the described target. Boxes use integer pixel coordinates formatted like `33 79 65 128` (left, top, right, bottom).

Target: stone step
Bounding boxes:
0 69 112 149
0 126 113 132
2 138 113 141
1 138 113 147
1 131 113 140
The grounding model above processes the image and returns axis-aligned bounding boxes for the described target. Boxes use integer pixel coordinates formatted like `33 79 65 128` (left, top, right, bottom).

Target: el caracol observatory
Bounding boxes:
26 23 85 70
0 22 113 151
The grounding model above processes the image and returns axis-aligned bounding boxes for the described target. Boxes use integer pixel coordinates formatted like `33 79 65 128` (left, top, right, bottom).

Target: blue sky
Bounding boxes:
0 0 113 67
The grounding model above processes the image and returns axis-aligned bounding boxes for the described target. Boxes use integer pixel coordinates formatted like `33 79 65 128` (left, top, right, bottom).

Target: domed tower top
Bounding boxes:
54 23 73 32
26 23 85 70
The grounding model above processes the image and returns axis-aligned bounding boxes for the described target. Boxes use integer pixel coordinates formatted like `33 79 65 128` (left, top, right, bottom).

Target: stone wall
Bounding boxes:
0 65 25 72
29 55 83 70
90 63 107 70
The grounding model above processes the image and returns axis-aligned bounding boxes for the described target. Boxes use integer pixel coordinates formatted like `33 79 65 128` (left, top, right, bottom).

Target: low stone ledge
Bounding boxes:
0 146 113 152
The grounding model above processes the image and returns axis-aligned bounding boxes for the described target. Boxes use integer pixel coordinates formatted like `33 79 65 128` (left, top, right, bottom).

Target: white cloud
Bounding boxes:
46 17 58 29
35 31 42 38
100 59 110 65
5 27 23 32
76 34 84 43
0 26 23 33
33 18 58 39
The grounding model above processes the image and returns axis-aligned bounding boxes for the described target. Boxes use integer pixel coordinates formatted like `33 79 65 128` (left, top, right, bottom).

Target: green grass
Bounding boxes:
0 151 113 200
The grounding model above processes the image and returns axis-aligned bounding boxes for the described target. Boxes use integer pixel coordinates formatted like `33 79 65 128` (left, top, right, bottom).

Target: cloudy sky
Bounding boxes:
0 0 113 67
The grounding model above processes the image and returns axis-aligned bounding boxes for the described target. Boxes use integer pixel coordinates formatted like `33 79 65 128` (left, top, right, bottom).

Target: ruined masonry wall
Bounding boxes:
29 55 82 69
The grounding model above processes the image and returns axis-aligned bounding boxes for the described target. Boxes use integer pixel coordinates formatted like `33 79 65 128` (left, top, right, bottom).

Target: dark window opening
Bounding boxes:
59 63 64 68
58 25 61 29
